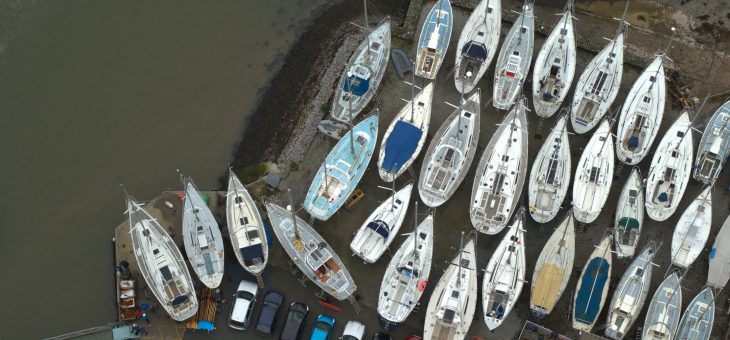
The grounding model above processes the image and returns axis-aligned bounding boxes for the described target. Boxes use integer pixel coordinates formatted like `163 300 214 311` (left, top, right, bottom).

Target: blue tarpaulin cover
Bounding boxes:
367 220 390 239
382 121 422 174
658 192 668 202
575 258 610 324
628 136 639 150
461 42 488 60
241 244 264 262
344 75 369 96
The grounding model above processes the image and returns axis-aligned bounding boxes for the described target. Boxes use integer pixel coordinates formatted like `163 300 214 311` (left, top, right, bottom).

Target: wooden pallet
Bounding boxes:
185 288 218 330
344 188 364 209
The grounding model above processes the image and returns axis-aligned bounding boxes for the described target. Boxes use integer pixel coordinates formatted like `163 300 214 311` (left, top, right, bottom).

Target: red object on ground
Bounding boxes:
406 336 423 340
177 193 185 199
317 300 342 312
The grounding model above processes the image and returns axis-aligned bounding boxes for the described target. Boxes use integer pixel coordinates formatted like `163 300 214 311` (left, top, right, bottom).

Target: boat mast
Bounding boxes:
456 231 465 287
348 84 355 156
410 56 416 123
650 27 676 91
413 202 419 257
287 189 301 240
363 0 371 58
390 177 396 211
517 0 528 43
581 236 612 315
675 94 708 151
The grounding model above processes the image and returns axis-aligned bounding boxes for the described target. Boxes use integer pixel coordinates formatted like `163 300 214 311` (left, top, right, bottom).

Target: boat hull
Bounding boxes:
572 236 612 332
182 180 225 289
532 11 576 118
671 186 712 268
493 4 534 110
613 167 644 258
226 171 268 275
693 100 730 184
530 213 575 317
605 244 655 340
528 114 571 223
415 0 452 80
573 120 614 223
351 184 413 263
454 0 500 94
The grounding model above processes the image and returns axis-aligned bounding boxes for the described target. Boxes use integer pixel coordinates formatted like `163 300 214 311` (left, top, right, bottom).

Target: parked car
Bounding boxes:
310 314 335 340
256 290 285 336
372 333 392 340
341 321 365 340
280 302 309 340
228 279 259 330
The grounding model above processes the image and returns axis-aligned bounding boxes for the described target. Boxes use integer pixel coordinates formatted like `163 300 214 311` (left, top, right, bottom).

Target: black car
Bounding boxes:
279 302 309 340
256 290 285 336
371 333 392 340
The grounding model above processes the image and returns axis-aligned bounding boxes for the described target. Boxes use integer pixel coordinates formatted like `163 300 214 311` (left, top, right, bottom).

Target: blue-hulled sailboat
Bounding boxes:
378 83 433 182
304 113 379 221
573 235 613 332
415 0 452 80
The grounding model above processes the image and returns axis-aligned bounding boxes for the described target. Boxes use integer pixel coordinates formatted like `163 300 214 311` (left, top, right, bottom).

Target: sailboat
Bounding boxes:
570 2 628 134
419 90 480 207
330 1 391 123
532 0 576 118
694 100 730 184
676 287 715 340
605 242 656 340
573 118 614 223
613 167 644 258
305 114 379 220
179 174 225 289
377 209 434 331
616 29 675 164
423 233 477 340
530 212 575 317
708 215 730 289
528 112 571 223
378 83 433 182
643 272 682 340
482 210 526 330
453 0 500 94
572 235 613 332
415 0 453 80
493 1 534 110
672 186 712 269
471 97 528 234
226 169 268 276
350 183 413 263
123 188 198 321
645 110 693 221
265 199 356 300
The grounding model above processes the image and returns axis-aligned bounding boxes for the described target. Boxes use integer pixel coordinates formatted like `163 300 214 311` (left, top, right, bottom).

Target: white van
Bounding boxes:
228 279 259 330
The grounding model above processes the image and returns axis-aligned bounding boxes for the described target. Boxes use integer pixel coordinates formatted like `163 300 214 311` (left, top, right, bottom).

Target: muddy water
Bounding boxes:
0 0 331 337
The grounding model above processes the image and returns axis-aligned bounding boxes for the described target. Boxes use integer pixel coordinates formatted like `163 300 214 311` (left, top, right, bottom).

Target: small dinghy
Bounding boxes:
379 83 433 182
415 0 452 80
616 30 675 164
180 174 225 289
318 120 349 140
305 114 379 221
694 100 730 184
454 0 500 94
605 242 656 340
646 110 693 221
471 97 528 234
226 169 268 276
331 14 391 123
423 233 477 340
528 112 571 223
532 0 576 118
570 3 628 134
493 1 534 110
530 212 575 318
573 235 612 332
613 167 644 258
676 287 714 340
351 183 413 263
419 90 480 207
266 200 356 300
672 186 712 269
377 210 434 331
708 215 730 289
123 188 198 321
573 119 614 223
482 209 526 330
643 272 682 340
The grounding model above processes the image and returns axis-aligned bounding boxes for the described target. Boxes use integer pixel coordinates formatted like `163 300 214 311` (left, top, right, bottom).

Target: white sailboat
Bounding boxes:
570 2 628 134
482 210 526 330
530 212 575 318
605 242 656 340
708 215 730 289
676 287 715 340
616 29 676 164
415 0 453 80
123 188 198 321
419 90 480 207
646 110 693 221
532 0 577 118
471 97 528 234
613 167 644 258
423 233 477 340
643 272 682 340
572 235 613 332
180 174 225 289
226 169 268 276
493 1 534 110
694 100 730 184
573 118 614 223
528 112 571 223
377 209 434 331
672 186 712 269
378 83 433 182
454 0 500 94
350 183 413 263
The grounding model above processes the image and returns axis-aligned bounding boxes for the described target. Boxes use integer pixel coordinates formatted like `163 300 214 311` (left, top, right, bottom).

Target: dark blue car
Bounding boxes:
280 302 309 340
255 290 285 336
309 314 335 340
